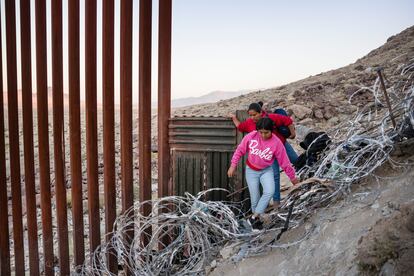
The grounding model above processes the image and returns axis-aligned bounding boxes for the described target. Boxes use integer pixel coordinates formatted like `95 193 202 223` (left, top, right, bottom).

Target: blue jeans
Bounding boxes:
245 165 275 214
272 141 298 202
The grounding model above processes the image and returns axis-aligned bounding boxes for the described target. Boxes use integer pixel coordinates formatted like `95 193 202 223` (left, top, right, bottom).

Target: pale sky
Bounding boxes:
1 0 413 102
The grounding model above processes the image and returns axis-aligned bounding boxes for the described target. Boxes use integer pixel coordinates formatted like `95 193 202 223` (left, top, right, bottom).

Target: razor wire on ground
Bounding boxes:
75 59 414 275
75 189 252 275
297 60 414 187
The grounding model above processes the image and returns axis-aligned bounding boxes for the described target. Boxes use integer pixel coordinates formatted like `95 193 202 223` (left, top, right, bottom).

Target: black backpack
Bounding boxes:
294 132 331 170
273 108 291 138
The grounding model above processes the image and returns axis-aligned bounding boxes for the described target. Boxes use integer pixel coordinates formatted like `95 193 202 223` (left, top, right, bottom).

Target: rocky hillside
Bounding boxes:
172 26 414 132
175 25 414 276
211 156 414 275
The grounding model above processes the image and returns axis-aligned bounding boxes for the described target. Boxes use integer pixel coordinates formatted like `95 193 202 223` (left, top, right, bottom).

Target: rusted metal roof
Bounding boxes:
169 117 237 151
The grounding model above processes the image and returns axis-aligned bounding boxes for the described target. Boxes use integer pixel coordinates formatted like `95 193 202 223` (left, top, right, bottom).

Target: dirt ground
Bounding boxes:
209 154 414 276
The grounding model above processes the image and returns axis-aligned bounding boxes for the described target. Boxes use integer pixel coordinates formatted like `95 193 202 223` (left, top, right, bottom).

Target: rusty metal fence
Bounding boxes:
0 1 249 274
0 0 171 275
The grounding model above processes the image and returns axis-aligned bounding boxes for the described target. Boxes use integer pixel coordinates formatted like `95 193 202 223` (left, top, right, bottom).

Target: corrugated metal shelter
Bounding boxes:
169 110 249 201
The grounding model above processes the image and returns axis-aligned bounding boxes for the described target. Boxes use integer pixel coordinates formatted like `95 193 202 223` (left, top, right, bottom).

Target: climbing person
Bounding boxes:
227 117 299 230
229 102 298 208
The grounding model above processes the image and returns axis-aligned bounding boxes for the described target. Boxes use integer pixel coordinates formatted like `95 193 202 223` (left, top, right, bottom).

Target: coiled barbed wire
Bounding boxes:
75 59 414 275
298 62 414 184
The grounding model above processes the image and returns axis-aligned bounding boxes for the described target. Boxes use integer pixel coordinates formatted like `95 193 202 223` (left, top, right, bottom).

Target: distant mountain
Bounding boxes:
153 89 255 108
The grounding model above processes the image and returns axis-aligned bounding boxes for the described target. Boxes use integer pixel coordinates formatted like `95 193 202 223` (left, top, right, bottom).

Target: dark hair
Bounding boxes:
256 117 274 132
248 102 262 113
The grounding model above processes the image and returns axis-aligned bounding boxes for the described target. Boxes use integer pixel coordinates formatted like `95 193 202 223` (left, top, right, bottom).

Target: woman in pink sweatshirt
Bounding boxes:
228 117 298 229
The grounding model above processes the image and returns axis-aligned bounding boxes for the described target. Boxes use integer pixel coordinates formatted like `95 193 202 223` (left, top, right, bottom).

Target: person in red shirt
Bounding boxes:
229 102 298 208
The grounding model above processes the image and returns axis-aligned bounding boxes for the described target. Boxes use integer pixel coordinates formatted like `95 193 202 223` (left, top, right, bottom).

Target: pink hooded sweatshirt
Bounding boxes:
230 131 296 180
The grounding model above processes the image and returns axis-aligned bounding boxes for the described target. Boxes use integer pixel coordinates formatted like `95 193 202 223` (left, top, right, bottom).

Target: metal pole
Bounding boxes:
158 0 172 199
0 5 11 273
375 68 397 128
68 0 85 266
158 0 172 248
20 0 40 274
35 0 54 273
139 0 152 247
85 0 100 255
121 2 134 272
103 0 117 273
5 1 25 273
51 0 69 273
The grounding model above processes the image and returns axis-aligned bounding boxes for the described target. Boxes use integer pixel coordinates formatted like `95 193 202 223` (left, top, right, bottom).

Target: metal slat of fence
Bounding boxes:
235 110 249 201
0 7 11 274
213 152 221 200
187 157 194 195
102 0 117 273
205 152 213 200
68 0 85 267
20 0 40 274
157 0 172 249
35 0 54 274
121 0 133 213
5 1 25 274
194 155 201 195
180 157 185 196
158 0 172 199
139 0 152 246
85 0 100 256
120 1 133 260
175 153 181 196
220 153 228 193
51 0 70 273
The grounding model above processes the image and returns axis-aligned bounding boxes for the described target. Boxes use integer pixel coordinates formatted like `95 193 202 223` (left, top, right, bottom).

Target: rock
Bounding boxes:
323 106 335 120
379 260 395 276
344 85 360 96
314 109 324 119
354 64 364 71
220 242 241 259
298 118 313 126
295 125 314 142
288 104 313 120
292 90 303 98
371 203 380 209
407 210 414 232
327 117 340 126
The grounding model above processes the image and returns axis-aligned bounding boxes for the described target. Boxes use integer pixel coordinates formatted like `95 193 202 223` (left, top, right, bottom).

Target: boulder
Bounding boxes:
288 104 313 120
298 118 313 126
327 117 340 126
314 109 324 119
323 106 335 120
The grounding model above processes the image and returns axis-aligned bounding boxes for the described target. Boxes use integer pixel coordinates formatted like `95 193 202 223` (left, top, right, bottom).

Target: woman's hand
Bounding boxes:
229 113 240 127
288 124 296 139
227 166 236 178
291 177 300 185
